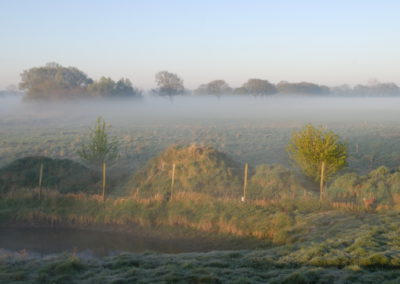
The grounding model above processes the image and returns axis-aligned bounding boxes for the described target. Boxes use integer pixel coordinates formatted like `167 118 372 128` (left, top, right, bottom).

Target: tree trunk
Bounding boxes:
320 161 325 201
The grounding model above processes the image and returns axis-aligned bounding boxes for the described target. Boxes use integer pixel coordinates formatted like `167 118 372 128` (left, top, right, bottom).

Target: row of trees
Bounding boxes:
332 81 400 96
149 71 400 97
153 73 329 97
18 63 400 100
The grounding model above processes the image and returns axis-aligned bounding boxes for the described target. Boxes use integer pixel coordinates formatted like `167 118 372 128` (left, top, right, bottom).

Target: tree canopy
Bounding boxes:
77 117 119 171
19 63 141 100
19 62 92 100
235 79 277 96
195 80 232 96
154 71 184 97
287 124 347 200
87 77 141 98
277 81 330 95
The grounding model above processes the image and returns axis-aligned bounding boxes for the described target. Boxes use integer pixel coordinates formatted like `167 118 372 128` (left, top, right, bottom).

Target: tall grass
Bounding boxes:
0 188 335 244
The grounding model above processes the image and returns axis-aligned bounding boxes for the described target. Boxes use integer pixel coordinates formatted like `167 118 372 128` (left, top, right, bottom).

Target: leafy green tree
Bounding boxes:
287 124 347 200
154 71 184 97
77 117 119 171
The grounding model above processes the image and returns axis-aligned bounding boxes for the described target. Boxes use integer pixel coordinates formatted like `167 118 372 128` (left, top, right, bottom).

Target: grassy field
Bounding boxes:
2 118 400 177
3 101 400 282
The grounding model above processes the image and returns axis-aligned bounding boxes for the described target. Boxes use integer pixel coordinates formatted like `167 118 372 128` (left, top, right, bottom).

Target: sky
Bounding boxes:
1 0 399 90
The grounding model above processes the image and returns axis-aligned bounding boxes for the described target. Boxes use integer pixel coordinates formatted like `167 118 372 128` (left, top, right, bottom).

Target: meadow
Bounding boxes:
2 97 400 283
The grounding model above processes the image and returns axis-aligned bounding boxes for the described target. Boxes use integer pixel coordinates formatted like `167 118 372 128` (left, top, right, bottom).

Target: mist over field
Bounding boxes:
2 95 400 127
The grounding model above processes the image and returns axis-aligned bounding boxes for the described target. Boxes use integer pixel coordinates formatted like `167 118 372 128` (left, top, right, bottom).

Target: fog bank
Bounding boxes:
1 95 400 128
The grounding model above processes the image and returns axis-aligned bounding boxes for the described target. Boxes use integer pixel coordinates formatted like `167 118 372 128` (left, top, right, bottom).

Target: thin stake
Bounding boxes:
38 163 44 199
320 161 325 202
170 163 176 199
243 163 248 202
102 162 106 203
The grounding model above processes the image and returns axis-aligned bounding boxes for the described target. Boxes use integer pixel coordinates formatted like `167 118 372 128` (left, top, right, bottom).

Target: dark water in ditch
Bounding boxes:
0 227 227 256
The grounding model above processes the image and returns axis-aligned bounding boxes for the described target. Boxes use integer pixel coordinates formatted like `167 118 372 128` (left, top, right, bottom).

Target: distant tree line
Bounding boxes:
192 79 399 97
331 81 400 97
153 73 400 98
17 63 400 100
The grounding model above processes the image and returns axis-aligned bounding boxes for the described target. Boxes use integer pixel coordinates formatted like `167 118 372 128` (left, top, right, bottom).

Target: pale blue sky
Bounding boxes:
1 0 399 89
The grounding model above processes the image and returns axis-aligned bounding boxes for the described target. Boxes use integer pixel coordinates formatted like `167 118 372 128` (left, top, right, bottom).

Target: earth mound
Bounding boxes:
126 144 243 197
0 156 95 193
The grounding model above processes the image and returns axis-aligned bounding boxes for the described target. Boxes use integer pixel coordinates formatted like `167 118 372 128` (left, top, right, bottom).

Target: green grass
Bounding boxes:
1 190 400 283
1 221 400 284
0 189 314 244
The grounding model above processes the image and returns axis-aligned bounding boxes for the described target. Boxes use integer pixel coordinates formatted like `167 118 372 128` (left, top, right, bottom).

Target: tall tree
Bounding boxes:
154 71 184 97
287 124 347 200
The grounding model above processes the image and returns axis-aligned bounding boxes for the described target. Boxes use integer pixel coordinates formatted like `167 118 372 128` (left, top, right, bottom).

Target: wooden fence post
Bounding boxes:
38 163 44 199
170 163 176 199
320 161 325 202
102 162 106 203
242 163 248 202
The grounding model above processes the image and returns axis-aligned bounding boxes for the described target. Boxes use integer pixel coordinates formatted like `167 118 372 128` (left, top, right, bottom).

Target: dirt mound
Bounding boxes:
0 156 96 193
125 144 243 197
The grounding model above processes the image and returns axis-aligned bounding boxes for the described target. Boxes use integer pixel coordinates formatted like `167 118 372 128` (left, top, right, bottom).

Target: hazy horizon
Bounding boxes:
1 0 400 89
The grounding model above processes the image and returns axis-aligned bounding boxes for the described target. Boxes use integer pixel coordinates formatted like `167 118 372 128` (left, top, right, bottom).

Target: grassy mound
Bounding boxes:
328 166 400 209
125 144 243 197
0 156 96 193
248 164 313 200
